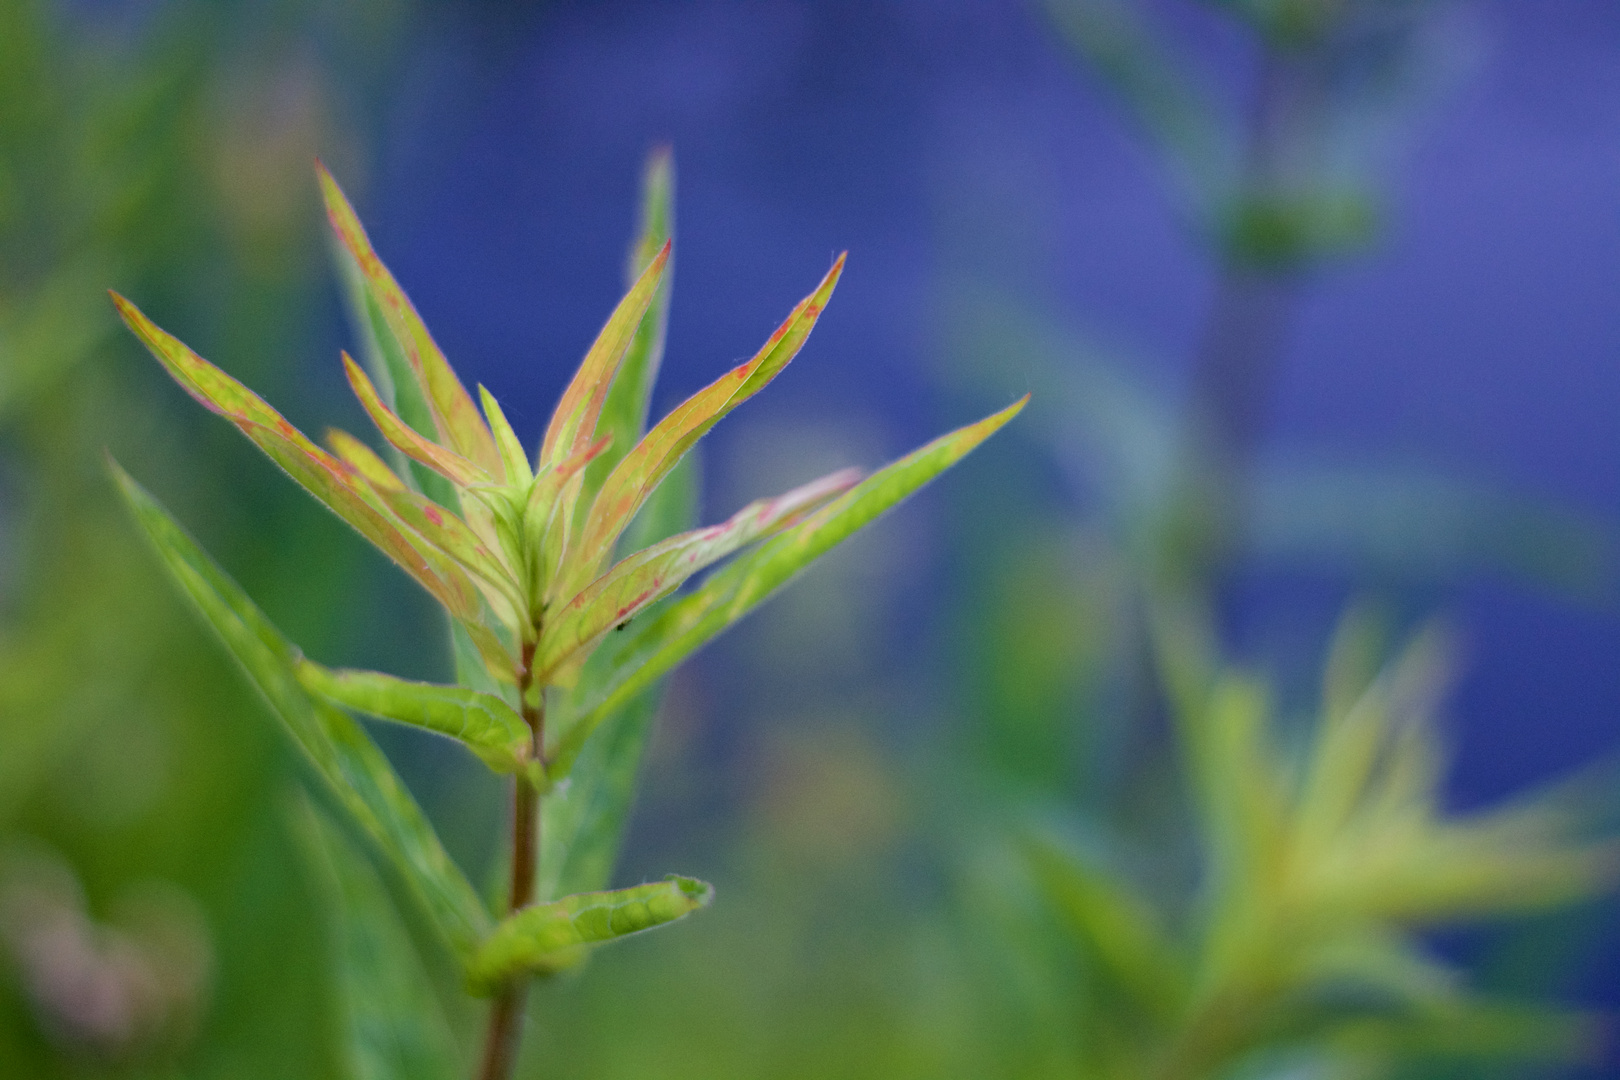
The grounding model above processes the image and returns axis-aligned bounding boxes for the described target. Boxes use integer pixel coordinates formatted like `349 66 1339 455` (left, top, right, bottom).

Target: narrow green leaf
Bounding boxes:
548 396 1027 773
587 147 675 497
466 876 712 994
344 353 492 489
291 798 462 1080
110 461 490 956
539 241 670 467
537 467 860 682
537 689 659 902
524 434 613 601
537 452 699 905
479 385 533 487
317 160 502 475
567 254 845 596
296 661 534 777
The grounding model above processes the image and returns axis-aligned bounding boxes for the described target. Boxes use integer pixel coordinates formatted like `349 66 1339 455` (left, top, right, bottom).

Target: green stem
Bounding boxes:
477 645 544 1080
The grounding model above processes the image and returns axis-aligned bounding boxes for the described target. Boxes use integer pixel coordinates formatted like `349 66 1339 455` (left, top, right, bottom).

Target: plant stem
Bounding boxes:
1168 47 1311 591
477 647 544 1080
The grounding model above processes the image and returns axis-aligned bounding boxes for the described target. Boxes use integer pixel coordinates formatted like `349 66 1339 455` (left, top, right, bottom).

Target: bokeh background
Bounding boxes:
4 0 1620 1077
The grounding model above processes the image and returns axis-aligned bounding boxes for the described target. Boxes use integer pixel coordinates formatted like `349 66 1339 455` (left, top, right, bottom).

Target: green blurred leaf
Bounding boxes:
1045 0 1237 210
466 876 713 994
296 661 533 777
548 396 1027 775
1024 835 1187 1021
318 161 501 476
536 690 660 904
291 797 462 1080
110 460 491 957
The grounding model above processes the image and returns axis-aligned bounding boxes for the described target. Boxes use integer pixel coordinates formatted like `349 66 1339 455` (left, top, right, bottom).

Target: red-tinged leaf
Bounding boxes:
111 291 291 432
235 420 483 620
327 432 524 635
564 254 845 598
344 353 492 489
539 242 670 468
370 480 523 618
547 397 1027 773
317 161 501 475
326 428 407 491
109 293 486 621
536 467 860 681
587 148 676 499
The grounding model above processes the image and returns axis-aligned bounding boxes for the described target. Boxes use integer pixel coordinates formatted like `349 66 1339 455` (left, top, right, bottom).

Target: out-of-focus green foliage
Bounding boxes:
0 1 413 1076
999 605 1613 1080
929 3 1620 1080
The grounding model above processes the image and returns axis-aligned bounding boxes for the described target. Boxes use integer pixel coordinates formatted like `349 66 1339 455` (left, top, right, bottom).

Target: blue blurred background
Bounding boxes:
4 1 1620 1076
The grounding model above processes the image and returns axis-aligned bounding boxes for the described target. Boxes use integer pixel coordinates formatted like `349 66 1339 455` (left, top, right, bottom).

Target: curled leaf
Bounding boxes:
466 876 712 994
296 661 534 776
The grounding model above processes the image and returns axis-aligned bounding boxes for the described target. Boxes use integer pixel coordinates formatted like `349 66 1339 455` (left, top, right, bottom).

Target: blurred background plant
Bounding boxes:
4 1 1620 1079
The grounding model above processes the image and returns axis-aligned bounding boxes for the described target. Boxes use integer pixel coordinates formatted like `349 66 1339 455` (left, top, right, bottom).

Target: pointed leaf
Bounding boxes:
291 798 461 1080
539 241 670 467
549 396 1027 773
537 467 860 681
317 161 501 474
587 147 675 496
480 385 533 487
330 223 456 507
110 461 490 956
345 353 492 488
1024 835 1186 1021
568 254 845 594
296 661 534 777
362 473 523 616
466 876 712 994
111 293 484 620
327 428 409 491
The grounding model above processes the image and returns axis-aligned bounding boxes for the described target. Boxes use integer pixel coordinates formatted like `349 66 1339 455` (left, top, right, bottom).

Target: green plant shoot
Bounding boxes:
108 152 1023 1079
